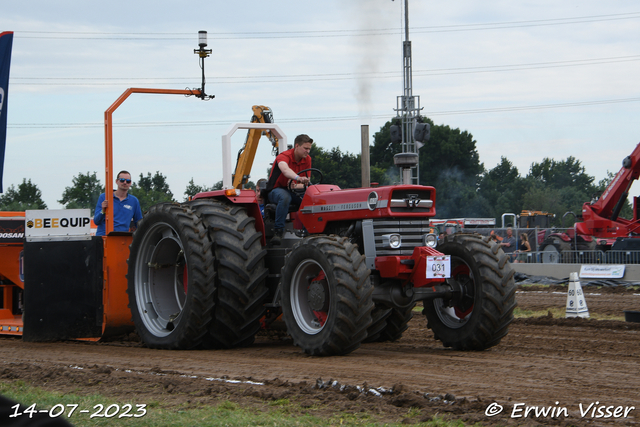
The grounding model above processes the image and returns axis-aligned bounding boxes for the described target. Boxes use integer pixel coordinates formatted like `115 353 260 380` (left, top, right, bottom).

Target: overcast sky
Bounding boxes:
2 1 640 210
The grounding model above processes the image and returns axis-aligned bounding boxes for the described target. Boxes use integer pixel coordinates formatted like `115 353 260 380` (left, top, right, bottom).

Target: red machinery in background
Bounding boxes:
576 142 640 252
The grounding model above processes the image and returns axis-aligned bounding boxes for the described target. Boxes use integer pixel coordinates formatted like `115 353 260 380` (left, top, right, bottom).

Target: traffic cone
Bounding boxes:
566 272 589 318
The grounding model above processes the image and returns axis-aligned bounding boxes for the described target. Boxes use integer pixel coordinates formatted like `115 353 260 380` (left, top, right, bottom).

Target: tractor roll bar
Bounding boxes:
104 88 201 234
221 122 287 190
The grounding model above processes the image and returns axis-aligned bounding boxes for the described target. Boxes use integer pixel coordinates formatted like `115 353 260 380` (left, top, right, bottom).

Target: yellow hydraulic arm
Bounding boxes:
232 105 279 189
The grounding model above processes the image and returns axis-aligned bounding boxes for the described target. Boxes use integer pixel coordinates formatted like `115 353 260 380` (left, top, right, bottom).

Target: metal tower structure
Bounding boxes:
393 0 422 185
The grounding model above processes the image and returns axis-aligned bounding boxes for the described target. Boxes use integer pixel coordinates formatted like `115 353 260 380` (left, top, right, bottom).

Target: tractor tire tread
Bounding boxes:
189 199 268 349
282 235 374 356
423 233 517 351
127 203 216 350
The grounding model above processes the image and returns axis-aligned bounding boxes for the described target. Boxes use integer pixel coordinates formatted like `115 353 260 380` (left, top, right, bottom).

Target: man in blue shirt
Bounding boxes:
94 170 143 236
499 227 517 262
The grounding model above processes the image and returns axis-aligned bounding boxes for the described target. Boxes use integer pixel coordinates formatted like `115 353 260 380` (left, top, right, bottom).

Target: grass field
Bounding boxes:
0 381 466 427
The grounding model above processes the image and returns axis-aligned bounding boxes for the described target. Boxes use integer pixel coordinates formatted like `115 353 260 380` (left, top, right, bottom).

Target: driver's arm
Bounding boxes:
278 161 310 185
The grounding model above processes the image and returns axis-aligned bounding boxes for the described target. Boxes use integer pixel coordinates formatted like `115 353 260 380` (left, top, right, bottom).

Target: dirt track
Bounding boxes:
1 285 640 426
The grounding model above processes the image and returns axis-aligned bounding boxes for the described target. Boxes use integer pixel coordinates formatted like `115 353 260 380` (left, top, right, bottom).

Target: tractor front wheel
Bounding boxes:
422 233 517 350
281 236 373 356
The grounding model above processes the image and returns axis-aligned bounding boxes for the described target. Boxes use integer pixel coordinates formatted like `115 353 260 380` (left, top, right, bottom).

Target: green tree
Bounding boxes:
58 171 102 214
184 178 212 200
370 121 401 180
130 171 175 211
420 121 484 189
183 179 229 201
523 157 597 226
528 156 595 191
521 186 567 220
370 165 395 187
0 178 48 211
309 145 362 188
370 118 485 217
477 157 528 222
184 178 238 202
433 168 486 218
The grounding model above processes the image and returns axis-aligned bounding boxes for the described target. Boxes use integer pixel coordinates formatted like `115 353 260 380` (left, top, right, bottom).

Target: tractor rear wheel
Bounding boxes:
281 235 373 356
365 297 415 343
363 306 391 343
378 304 415 341
190 199 269 349
127 203 216 349
422 233 517 350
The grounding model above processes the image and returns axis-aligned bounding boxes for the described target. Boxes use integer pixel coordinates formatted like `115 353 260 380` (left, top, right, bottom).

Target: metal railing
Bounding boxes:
509 250 640 264
458 226 640 264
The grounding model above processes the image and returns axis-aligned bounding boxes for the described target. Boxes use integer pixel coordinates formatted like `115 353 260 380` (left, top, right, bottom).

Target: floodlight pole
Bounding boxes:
194 30 215 100
393 0 422 185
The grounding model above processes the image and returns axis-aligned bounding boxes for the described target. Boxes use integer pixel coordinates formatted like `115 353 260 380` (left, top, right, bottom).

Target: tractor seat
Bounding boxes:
261 183 302 221
263 201 301 221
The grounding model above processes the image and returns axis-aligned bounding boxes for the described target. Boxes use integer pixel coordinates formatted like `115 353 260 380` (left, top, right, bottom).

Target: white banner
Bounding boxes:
25 209 92 241
580 264 625 279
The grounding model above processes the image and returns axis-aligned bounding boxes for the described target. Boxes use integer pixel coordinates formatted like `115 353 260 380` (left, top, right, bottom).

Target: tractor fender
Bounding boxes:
192 191 265 246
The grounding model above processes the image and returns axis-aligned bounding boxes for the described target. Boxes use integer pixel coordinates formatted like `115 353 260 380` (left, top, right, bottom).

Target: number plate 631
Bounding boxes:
426 256 450 278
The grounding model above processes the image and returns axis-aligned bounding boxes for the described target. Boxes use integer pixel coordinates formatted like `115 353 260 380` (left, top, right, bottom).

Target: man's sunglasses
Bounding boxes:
118 178 132 184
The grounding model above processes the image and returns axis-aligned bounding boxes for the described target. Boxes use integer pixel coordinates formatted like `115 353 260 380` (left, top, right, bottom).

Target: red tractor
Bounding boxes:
0 88 517 355
519 210 596 263
125 120 517 356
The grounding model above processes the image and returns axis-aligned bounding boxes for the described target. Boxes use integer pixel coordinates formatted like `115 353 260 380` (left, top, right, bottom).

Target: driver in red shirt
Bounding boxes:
265 134 313 244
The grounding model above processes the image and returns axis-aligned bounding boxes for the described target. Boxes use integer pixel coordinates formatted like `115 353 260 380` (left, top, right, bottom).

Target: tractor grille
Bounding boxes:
389 188 433 213
371 218 432 256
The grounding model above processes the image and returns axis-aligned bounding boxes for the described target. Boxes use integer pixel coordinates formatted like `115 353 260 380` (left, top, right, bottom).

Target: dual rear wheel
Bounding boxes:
127 200 267 350
128 210 374 356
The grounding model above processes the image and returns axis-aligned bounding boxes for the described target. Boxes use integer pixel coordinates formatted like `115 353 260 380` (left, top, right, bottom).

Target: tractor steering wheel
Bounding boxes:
287 168 324 194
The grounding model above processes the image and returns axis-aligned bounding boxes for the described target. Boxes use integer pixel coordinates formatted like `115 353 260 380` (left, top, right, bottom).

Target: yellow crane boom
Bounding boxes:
232 105 279 189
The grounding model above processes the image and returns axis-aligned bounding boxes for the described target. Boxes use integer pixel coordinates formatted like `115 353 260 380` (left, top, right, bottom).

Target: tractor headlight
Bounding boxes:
382 234 402 249
423 233 438 248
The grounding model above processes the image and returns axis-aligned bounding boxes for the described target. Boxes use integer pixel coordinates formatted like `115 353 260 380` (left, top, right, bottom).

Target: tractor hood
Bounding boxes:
298 184 436 234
